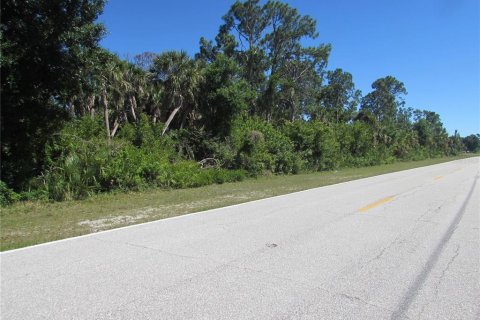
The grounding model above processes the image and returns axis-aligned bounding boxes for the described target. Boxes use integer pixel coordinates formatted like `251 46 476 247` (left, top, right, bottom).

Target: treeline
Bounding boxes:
1 0 478 205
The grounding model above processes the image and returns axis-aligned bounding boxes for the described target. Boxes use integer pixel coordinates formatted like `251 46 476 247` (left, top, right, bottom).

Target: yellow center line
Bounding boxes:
434 176 443 180
358 196 395 212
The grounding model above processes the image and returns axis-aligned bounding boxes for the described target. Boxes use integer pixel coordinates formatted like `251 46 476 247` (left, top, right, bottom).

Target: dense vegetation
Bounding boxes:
1 0 478 206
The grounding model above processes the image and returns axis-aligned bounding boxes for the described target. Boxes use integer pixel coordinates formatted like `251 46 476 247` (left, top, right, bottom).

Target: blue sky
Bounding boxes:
99 0 479 135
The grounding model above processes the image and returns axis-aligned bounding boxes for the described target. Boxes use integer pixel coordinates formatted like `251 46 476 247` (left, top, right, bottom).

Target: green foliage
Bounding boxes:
162 161 245 188
217 0 330 121
283 121 336 170
199 54 253 136
448 133 465 156
0 181 20 207
38 117 244 201
151 51 204 134
360 76 407 125
230 117 301 175
391 129 420 160
463 134 480 153
1 0 106 189
34 108 464 202
413 110 449 156
314 69 360 123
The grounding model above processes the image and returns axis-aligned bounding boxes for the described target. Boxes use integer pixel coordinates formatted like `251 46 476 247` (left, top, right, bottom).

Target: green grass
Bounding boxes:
0 155 474 251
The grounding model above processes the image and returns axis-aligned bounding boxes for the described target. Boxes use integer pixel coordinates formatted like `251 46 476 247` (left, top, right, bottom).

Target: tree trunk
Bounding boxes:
86 95 95 119
69 101 76 118
265 80 275 123
101 88 111 141
152 105 160 124
162 96 183 135
162 105 182 135
336 95 341 124
111 118 120 138
180 106 190 130
290 88 296 121
130 95 137 122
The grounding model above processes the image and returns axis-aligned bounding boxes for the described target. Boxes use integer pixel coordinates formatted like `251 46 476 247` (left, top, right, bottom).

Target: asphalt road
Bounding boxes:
1 157 479 320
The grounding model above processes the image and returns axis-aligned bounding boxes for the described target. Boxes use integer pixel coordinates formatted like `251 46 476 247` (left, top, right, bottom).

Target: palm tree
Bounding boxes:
151 51 204 135
99 60 117 140
124 63 149 122
98 53 129 140
145 83 163 124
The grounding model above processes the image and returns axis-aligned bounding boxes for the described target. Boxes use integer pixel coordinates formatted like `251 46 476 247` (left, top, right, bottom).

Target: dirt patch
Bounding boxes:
77 192 271 232
78 213 151 232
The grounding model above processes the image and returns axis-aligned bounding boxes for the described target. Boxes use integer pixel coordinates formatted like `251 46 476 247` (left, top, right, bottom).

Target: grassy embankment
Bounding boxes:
0 155 474 251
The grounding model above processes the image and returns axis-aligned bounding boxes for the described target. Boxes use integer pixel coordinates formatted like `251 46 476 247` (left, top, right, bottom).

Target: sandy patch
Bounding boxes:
77 192 270 232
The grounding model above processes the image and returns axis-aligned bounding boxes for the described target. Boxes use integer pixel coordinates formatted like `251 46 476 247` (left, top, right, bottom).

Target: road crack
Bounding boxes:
433 244 460 298
225 262 397 317
416 244 461 318
92 237 204 261
415 205 443 223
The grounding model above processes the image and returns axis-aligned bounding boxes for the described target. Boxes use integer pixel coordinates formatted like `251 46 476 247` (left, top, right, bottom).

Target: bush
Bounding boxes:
37 117 246 201
463 134 480 153
17 111 462 203
283 121 341 171
164 161 245 188
0 181 20 206
230 117 301 175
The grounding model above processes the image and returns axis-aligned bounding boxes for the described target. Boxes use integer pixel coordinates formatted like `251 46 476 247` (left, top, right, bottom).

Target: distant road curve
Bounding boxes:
2 157 479 319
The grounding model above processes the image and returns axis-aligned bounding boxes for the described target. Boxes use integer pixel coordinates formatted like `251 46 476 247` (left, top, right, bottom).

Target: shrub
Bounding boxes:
230 117 300 175
283 121 341 171
38 117 246 201
0 181 20 206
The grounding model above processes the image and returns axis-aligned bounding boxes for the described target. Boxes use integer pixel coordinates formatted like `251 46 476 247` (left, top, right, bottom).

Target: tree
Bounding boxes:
463 134 480 153
221 0 269 91
133 52 158 71
448 130 464 155
413 110 449 155
214 0 330 121
98 53 127 140
98 54 153 139
1 0 106 189
317 68 361 123
144 83 164 125
261 1 321 121
277 46 329 121
124 63 149 123
151 51 204 135
133 52 163 124
198 54 254 136
360 76 407 125
358 76 407 148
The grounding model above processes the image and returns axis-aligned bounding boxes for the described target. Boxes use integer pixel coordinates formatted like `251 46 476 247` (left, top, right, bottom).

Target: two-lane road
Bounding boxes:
1 157 479 319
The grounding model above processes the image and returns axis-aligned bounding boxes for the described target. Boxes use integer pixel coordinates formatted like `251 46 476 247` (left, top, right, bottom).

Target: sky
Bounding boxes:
99 0 480 135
